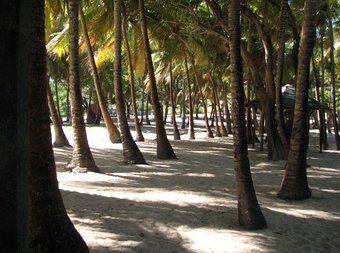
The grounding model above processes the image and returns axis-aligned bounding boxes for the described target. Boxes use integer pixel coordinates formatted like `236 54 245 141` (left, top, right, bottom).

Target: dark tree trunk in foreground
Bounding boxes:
277 0 317 200
114 0 146 164
138 0 177 159
28 0 90 251
65 0 100 173
0 1 30 251
47 80 71 147
228 0 267 230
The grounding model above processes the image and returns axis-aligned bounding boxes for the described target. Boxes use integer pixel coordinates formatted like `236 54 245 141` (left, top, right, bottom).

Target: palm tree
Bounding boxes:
138 0 177 159
228 0 267 230
79 4 121 143
47 79 71 147
277 0 318 200
28 0 89 251
66 0 100 173
114 0 146 164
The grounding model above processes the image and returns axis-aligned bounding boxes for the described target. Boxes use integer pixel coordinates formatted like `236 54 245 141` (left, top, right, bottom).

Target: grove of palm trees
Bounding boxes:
1 0 340 252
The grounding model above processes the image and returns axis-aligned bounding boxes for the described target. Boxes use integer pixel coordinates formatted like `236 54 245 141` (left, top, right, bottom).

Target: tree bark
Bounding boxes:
0 1 30 251
66 0 100 173
28 0 90 251
114 0 146 164
277 0 317 200
228 0 267 230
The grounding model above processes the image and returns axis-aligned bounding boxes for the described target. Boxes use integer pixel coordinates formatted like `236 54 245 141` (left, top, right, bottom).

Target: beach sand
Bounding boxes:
53 119 340 253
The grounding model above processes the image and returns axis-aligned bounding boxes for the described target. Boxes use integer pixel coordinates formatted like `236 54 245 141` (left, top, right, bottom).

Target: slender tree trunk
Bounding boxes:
181 79 186 129
138 0 176 159
28 0 90 251
114 0 146 164
191 59 214 138
47 78 71 147
54 78 63 122
327 4 340 150
170 64 181 140
183 49 195 140
277 0 317 200
213 91 221 137
275 0 290 156
122 2 144 142
66 0 100 173
228 0 267 230
79 5 121 143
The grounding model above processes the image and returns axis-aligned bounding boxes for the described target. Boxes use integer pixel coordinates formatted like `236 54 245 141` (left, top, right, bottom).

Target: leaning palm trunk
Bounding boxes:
138 0 176 159
277 0 317 200
114 0 146 164
66 0 100 173
122 2 144 142
228 0 267 230
47 79 71 147
28 0 90 251
79 6 121 143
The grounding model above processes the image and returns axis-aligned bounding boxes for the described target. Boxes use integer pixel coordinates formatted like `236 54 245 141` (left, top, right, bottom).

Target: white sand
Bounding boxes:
53 119 340 253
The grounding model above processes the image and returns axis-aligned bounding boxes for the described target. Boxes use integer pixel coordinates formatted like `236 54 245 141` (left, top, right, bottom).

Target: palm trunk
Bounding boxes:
79 6 121 143
66 0 100 173
28 0 90 251
47 78 71 147
183 49 195 140
170 63 181 140
191 59 214 138
275 0 290 157
228 0 267 230
138 0 176 159
327 4 340 150
277 0 317 200
122 2 144 142
114 0 146 164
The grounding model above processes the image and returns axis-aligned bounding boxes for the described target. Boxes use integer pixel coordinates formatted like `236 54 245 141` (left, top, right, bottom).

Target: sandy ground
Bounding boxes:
53 118 340 253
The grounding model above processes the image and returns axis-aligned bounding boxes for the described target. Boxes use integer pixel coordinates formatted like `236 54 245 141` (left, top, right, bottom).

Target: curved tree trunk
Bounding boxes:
170 63 181 140
277 0 317 200
47 79 71 147
122 2 145 142
228 0 267 230
79 5 121 143
66 0 100 173
138 0 177 159
28 0 90 251
114 0 146 164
